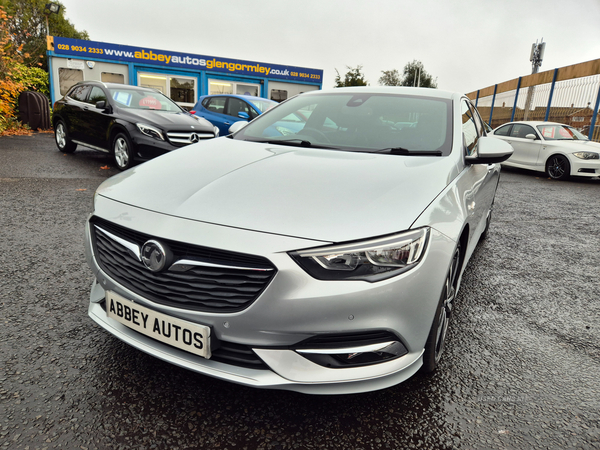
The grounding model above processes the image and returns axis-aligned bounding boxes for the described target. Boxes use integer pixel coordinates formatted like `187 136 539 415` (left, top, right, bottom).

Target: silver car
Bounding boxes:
85 87 513 394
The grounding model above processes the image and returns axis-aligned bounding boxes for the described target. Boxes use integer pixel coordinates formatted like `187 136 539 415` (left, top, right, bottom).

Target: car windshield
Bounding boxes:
233 92 453 155
108 88 183 112
248 98 277 113
536 124 589 141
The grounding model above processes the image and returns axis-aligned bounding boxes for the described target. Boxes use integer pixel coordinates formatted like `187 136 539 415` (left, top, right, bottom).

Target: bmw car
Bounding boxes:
490 121 600 180
53 81 218 170
85 87 513 394
191 94 277 136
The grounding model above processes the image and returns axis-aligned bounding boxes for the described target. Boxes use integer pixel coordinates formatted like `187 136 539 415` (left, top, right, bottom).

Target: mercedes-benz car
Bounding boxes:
53 82 218 170
490 121 600 180
85 87 513 394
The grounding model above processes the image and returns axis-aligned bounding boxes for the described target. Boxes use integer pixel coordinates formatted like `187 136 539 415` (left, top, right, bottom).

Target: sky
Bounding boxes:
56 0 600 95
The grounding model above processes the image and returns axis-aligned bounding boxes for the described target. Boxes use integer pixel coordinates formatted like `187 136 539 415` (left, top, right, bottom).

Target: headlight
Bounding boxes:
572 152 599 160
213 126 220 137
289 228 430 282
136 123 164 141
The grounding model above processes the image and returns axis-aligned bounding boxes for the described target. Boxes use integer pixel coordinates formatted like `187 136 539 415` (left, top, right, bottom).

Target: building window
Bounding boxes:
59 68 83 95
271 89 287 102
101 72 125 84
208 79 259 97
138 72 196 108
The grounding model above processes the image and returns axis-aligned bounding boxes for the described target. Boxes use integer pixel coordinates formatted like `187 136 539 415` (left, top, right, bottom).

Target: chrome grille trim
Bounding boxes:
167 131 214 144
90 218 277 312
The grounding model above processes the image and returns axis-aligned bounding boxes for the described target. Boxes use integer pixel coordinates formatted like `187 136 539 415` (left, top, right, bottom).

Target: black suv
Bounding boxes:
53 81 218 170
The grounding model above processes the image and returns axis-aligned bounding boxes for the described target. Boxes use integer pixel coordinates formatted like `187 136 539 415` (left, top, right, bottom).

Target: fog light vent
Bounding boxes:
294 331 408 368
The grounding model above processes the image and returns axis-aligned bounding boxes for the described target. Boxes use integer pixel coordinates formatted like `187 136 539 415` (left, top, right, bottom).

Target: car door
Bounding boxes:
461 100 499 239
505 123 542 167
80 86 113 150
63 84 91 141
197 97 231 136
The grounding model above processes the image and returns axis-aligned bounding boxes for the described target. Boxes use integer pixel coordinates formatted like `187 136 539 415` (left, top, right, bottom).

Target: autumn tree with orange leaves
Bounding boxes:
0 5 32 134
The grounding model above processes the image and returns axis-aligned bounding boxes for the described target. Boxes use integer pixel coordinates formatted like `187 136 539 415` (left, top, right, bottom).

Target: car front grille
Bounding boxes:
166 131 214 146
90 217 277 313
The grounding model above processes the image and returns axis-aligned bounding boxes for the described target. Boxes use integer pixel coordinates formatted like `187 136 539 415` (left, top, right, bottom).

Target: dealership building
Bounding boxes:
46 36 323 109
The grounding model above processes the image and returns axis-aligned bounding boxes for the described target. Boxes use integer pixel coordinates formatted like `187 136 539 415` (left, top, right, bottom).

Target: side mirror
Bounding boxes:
465 136 514 164
237 111 250 120
525 133 537 140
95 100 106 109
228 120 248 135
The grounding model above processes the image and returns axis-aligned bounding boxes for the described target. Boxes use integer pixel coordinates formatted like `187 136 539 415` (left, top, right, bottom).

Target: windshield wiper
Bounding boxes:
248 139 342 150
373 147 443 156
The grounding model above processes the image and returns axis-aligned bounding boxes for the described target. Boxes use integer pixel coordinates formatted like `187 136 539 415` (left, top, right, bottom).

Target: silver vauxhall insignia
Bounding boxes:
85 87 513 394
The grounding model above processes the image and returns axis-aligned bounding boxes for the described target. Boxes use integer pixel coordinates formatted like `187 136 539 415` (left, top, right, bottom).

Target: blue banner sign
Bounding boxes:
51 37 323 85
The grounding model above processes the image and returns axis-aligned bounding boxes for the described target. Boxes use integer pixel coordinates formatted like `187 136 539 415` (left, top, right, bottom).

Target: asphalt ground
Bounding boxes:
1 133 599 450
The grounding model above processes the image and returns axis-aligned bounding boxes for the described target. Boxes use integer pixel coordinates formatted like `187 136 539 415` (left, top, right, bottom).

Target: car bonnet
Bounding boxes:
95 139 455 242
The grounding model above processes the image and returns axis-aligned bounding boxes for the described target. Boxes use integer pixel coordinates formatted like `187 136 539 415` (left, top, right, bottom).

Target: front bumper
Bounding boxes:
568 155 600 177
85 200 456 394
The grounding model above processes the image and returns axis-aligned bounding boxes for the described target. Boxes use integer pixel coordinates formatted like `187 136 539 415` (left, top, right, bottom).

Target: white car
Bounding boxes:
490 121 600 180
85 87 513 394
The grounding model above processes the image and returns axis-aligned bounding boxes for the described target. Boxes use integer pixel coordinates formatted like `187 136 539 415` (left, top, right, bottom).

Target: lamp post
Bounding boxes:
44 2 61 37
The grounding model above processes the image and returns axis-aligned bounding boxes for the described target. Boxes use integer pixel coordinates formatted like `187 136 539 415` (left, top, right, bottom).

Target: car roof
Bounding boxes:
302 86 459 100
201 94 275 102
73 81 161 92
499 121 568 127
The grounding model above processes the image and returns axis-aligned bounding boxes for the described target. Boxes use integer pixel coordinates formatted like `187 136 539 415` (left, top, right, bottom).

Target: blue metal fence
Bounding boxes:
468 59 600 141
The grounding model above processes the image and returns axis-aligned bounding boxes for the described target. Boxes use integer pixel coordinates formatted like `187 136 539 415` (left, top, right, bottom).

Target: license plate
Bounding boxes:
106 291 211 359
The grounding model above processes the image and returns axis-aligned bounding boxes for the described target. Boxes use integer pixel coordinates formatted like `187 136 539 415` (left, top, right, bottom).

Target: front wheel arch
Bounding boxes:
545 154 571 180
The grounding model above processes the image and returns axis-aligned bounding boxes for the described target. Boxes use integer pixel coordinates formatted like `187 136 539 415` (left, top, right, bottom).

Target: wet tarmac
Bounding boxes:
1 133 599 449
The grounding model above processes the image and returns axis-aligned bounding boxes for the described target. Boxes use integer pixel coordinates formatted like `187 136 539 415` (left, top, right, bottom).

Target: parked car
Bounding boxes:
53 82 218 170
85 87 513 394
191 94 277 136
490 121 600 180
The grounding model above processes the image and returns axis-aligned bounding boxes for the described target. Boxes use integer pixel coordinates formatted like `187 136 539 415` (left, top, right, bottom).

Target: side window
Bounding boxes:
510 124 536 139
494 124 512 136
470 104 485 136
68 85 91 102
226 98 251 117
206 97 226 114
461 99 480 155
87 86 107 105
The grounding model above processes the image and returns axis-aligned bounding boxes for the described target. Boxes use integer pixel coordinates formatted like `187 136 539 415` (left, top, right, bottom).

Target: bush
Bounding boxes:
0 5 50 135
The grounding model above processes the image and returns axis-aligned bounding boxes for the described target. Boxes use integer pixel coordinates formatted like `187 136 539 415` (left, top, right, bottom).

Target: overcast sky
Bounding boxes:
57 0 600 94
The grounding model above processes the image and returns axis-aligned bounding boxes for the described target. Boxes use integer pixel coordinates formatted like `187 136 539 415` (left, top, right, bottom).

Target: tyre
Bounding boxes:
54 120 77 153
546 155 570 180
421 243 461 373
112 132 135 170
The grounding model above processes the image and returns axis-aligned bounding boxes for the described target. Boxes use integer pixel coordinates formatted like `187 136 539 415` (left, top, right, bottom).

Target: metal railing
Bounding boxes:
467 59 600 142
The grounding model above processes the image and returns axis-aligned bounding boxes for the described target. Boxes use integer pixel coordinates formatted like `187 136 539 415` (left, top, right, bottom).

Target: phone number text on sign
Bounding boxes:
56 43 104 55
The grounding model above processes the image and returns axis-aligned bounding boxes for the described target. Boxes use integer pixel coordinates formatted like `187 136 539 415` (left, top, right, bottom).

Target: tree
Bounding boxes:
334 65 368 87
0 0 89 69
401 60 438 88
378 69 402 86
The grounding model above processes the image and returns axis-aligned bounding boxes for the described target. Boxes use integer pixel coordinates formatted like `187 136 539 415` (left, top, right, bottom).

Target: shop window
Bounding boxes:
170 77 195 103
236 84 258 97
209 81 233 95
271 89 287 103
59 68 83 95
101 72 125 84
139 72 196 108
209 79 259 97
139 74 167 93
